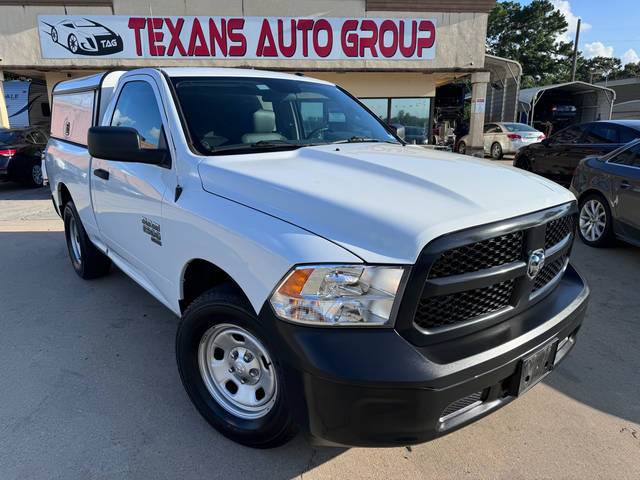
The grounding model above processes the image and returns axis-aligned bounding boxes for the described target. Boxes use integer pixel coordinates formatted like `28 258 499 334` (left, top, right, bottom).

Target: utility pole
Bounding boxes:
571 18 581 82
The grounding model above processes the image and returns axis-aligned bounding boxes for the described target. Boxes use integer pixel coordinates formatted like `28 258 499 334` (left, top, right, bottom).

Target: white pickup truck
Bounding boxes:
45 68 589 448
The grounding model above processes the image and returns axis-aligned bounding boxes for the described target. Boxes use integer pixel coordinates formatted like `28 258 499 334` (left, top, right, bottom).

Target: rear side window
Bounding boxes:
610 144 640 167
552 125 584 144
583 123 619 144
111 81 164 149
50 90 95 145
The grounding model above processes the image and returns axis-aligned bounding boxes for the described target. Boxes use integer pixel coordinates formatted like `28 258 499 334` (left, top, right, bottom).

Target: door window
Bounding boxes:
610 144 640 167
111 81 164 149
583 123 619 144
484 124 501 134
552 125 584 144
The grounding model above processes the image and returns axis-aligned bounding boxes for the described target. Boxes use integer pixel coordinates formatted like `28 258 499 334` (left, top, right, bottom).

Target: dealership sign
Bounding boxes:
38 15 436 60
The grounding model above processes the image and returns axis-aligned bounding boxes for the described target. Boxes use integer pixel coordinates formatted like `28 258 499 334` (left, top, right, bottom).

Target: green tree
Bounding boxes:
574 56 623 83
487 1 575 88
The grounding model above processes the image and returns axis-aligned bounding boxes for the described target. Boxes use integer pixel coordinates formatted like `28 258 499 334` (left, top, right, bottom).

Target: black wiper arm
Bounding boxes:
331 136 399 144
251 139 297 147
210 140 302 155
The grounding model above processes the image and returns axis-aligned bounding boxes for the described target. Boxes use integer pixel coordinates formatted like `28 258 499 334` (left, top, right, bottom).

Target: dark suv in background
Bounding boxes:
571 139 640 247
514 120 640 186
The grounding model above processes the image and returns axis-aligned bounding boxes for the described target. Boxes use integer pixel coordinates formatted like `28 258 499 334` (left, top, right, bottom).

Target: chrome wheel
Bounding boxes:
68 216 82 265
580 199 606 242
198 324 277 420
32 164 43 186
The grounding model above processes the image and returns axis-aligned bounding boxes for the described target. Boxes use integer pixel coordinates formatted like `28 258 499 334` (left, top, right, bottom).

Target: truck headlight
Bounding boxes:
270 265 406 326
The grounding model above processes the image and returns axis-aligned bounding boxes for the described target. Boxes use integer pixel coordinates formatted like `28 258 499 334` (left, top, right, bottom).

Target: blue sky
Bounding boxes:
519 0 639 64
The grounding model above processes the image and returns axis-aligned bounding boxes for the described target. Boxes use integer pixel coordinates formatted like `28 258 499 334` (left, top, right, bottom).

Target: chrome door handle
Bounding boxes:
620 180 631 190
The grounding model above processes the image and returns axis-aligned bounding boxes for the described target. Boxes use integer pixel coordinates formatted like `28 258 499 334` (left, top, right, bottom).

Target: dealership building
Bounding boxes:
0 0 496 154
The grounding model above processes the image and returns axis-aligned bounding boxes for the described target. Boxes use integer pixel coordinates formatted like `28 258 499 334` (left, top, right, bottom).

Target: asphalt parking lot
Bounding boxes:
0 180 639 480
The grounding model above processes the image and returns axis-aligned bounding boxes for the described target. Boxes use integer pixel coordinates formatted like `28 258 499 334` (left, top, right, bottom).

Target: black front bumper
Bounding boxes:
259 263 588 447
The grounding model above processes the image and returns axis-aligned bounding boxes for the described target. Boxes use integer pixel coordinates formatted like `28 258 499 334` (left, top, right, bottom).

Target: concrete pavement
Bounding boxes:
0 181 638 479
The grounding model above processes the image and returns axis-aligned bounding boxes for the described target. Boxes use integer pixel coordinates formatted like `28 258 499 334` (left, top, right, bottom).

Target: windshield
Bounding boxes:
170 76 399 155
0 131 19 143
502 123 538 133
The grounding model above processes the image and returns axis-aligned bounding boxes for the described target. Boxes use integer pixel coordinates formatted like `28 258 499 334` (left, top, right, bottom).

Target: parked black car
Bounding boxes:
571 138 640 247
0 127 48 186
514 120 640 186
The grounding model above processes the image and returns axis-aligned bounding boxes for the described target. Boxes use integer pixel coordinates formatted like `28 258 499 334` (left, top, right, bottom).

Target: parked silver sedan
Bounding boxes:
457 122 545 159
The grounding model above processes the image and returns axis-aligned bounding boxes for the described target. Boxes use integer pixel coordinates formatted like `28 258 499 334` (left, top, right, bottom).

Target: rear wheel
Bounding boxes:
63 201 111 278
578 193 613 247
176 287 297 448
457 141 466 155
491 142 503 159
24 163 43 187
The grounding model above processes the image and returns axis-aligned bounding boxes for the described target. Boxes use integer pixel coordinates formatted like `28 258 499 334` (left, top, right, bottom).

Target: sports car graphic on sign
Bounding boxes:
41 18 123 55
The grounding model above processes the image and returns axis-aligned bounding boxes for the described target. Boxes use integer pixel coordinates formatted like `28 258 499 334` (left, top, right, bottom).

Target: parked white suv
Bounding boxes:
45 68 588 448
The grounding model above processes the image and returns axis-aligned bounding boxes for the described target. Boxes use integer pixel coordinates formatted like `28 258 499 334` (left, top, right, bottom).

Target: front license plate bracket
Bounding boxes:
517 339 559 396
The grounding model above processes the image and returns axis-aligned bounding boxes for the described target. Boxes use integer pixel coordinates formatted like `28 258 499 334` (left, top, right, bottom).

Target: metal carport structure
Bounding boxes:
484 54 522 123
519 81 616 127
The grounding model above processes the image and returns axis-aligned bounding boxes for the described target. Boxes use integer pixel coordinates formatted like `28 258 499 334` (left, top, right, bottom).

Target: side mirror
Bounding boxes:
88 126 168 165
390 123 406 140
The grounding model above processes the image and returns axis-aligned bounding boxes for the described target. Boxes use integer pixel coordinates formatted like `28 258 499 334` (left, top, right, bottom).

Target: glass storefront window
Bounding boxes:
360 97 432 145
360 98 388 121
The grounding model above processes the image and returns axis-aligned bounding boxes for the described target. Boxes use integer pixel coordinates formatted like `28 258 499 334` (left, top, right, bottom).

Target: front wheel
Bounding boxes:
63 201 111 278
578 194 613 247
51 27 58 44
176 287 297 448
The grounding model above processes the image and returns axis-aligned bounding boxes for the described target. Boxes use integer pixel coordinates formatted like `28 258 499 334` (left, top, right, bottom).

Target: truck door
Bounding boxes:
91 77 173 290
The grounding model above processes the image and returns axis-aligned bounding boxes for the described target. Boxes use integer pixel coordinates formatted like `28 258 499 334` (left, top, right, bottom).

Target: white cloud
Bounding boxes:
621 48 640 65
551 0 591 43
583 41 614 59
148 126 160 140
112 109 135 127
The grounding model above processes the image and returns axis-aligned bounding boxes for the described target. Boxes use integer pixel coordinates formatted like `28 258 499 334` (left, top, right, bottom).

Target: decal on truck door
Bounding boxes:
141 217 162 246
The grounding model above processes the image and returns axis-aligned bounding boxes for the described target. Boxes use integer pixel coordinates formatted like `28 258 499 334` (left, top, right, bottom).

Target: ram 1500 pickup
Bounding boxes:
45 68 589 448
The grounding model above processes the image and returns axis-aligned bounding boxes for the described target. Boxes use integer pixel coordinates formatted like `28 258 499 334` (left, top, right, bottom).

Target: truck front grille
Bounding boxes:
415 279 515 330
545 215 574 250
428 231 523 279
411 205 577 335
533 255 567 292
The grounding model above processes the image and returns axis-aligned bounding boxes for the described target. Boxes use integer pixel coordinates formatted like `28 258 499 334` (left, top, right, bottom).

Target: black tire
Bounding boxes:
63 201 111 279
22 163 43 187
176 287 297 448
51 27 58 44
458 141 466 154
516 154 532 171
578 193 614 248
491 142 503 159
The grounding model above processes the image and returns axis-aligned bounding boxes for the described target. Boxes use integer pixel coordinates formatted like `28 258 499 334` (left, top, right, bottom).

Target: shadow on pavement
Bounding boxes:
544 241 640 425
0 181 51 200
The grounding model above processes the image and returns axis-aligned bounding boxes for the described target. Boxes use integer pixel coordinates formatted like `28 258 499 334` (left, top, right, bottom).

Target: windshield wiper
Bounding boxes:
210 139 302 155
330 136 400 145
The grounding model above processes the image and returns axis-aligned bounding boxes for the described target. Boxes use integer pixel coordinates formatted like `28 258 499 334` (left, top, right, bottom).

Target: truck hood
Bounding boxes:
198 144 575 263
